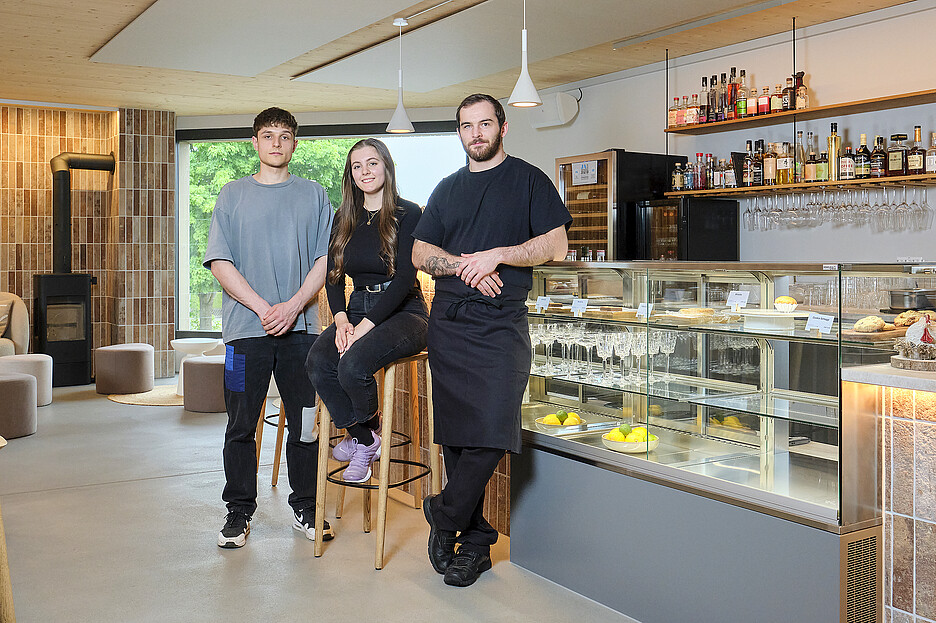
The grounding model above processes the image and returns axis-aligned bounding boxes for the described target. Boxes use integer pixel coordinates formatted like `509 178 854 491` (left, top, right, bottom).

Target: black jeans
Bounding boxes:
429 445 504 555
222 331 319 517
306 290 427 429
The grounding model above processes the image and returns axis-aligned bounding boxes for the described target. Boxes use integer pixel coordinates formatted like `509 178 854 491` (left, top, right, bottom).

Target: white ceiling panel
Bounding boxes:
91 0 415 77
297 0 758 91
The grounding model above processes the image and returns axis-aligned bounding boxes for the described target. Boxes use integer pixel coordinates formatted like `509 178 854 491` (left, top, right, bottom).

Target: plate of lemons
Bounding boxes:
535 409 585 432
601 423 659 453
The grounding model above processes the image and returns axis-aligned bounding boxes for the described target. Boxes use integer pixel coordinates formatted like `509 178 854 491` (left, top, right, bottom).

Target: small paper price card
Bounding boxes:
805 312 835 334
726 290 750 310
571 298 588 317
535 296 550 313
636 303 654 318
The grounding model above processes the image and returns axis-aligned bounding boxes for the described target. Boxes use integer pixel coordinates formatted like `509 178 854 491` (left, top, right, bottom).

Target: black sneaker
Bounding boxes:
443 549 492 587
217 511 250 548
423 494 456 574
293 508 335 542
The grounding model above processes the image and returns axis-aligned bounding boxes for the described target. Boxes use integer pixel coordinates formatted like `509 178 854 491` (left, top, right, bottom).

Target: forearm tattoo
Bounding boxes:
422 255 461 276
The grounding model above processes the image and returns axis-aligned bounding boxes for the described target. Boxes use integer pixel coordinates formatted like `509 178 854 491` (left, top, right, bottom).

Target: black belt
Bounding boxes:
443 292 525 320
354 280 393 293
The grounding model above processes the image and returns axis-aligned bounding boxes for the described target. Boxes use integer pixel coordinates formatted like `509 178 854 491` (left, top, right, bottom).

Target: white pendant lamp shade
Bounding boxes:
508 1 541 107
386 18 415 134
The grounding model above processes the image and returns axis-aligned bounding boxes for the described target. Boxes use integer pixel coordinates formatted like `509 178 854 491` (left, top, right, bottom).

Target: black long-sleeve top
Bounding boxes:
325 198 421 325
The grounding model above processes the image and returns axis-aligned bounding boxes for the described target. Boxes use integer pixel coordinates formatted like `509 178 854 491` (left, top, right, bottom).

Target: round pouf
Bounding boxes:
182 355 225 413
0 353 53 406
94 343 155 395
0 372 37 439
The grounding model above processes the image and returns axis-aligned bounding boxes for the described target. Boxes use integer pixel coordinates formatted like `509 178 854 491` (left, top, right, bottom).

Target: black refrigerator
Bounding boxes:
632 197 739 261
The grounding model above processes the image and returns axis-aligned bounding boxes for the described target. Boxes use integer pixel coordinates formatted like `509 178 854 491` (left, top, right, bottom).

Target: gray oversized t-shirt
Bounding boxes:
203 174 333 342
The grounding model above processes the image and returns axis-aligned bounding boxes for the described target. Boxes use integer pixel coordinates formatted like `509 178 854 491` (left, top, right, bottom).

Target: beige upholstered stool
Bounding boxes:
94 343 154 394
0 372 37 439
0 353 53 406
314 351 441 569
182 355 225 412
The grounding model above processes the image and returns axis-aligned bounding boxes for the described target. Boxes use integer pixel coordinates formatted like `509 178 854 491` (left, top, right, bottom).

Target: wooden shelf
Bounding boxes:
663 88 936 135
565 198 609 205
665 173 936 198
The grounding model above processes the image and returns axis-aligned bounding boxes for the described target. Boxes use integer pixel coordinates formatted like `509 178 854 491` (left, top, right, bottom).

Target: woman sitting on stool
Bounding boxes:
306 138 428 483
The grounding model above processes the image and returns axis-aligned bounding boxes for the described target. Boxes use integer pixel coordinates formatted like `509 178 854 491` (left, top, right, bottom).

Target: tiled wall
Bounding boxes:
0 104 175 378
883 387 936 623
111 108 176 376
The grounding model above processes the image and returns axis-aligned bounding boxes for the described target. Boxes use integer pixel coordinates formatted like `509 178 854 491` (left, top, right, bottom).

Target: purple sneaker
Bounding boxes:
333 435 381 462
342 434 381 483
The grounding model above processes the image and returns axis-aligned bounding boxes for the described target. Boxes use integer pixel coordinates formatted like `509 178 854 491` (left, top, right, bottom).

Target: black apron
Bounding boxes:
428 292 531 454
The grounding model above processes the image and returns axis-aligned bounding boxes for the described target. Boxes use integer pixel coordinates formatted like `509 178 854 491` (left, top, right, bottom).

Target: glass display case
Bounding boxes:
521 261 929 531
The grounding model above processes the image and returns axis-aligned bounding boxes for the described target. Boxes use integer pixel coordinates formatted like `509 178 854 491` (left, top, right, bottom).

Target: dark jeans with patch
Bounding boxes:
222 331 318 517
306 289 427 429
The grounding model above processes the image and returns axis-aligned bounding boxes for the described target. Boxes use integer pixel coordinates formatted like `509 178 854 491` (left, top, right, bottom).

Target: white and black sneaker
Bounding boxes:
218 510 250 548
293 508 335 542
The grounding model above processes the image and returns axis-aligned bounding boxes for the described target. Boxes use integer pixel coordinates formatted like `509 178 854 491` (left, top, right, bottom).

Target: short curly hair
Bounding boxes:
253 107 298 137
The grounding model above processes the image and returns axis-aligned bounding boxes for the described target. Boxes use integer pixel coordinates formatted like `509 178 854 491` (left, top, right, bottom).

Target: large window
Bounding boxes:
176 130 464 333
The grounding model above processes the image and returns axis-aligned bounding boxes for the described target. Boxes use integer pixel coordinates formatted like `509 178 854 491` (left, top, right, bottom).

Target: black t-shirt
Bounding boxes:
325 198 421 325
412 155 571 301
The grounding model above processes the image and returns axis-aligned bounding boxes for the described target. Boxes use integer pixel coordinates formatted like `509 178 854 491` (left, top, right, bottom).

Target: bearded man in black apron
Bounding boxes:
412 93 571 587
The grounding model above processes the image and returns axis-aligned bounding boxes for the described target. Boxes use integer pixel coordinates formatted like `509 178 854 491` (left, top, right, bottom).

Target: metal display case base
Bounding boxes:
510 446 881 623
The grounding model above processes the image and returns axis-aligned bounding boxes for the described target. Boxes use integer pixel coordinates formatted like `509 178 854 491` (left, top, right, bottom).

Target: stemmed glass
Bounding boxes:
629 330 647 388
542 323 560 375
660 331 678 389
577 329 599 382
647 331 663 385
615 330 633 388
595 331 616 385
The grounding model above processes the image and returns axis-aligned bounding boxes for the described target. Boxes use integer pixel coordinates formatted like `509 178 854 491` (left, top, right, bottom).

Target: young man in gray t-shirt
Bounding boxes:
203 107 334 548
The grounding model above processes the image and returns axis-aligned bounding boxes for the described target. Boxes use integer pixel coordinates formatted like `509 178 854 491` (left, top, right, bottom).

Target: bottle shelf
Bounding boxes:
665 173 936 198
663 88 936 135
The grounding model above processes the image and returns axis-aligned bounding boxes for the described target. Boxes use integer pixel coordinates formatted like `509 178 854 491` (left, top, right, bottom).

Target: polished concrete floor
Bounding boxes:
0 382 632 623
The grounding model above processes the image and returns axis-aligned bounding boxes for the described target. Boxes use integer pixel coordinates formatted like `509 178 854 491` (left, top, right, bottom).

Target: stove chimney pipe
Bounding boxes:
49 152 116 273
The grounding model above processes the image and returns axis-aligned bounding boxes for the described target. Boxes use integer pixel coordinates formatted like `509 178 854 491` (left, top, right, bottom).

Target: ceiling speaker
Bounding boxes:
528 92 579 129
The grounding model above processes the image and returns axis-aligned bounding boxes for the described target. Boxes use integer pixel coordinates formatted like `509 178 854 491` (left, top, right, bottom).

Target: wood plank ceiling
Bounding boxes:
0 0 915 116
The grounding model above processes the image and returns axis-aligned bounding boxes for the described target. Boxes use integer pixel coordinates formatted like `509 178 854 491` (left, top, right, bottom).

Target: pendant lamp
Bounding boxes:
507 0 541 107
386 18 415 133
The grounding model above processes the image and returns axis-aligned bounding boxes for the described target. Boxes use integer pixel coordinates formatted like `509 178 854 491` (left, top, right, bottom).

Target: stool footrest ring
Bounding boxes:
326 459 430 490
329 431 412 450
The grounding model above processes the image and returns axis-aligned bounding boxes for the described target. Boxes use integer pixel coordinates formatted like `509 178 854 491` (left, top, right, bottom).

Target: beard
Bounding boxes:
464 131 503 162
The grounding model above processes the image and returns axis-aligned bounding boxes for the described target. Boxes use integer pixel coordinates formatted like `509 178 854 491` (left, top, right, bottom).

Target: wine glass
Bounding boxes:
615 330 633 388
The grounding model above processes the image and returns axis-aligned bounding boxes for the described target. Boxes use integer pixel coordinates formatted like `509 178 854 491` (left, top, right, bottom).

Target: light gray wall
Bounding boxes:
502 0 936 263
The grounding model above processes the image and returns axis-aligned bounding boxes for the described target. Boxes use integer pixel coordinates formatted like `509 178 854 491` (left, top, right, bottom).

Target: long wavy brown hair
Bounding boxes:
327 138 401 285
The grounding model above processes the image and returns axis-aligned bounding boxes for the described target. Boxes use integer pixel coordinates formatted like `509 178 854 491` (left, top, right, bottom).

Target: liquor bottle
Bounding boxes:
827 123 842 182
672 163 684 191
908 125 926 174
782 77 795 111
676 95 688 127
686 94 700 125
668 97 679 128
752 140 765 186
803 132 819 182
854 134 872 179
926 132 936 173
870 136 888 178
887 133 909 176
839 146 856 180
794 71 808 109
683 159 695 190
713 159 725 189
777 142 793 185
735 70 748 118
706 154 715 188
770 84 783 114
762 142 778 185
708 75 719 124
757 87 770 115
742 140 755 187
699 77 709 124
725 158 738 188
695 153 707 190
746 77 758 117
794 131 806 183
816 151 829 182
717 73 728 122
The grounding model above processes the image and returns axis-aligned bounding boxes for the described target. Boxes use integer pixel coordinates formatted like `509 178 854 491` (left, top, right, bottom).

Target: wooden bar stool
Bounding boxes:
314 351 441 569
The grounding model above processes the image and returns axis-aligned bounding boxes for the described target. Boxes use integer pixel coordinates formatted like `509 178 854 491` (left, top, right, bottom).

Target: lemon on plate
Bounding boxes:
606 429 628 442
542 414 561 425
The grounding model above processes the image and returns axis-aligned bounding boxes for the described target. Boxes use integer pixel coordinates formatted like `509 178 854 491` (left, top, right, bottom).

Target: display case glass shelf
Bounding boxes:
523 261 913 531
